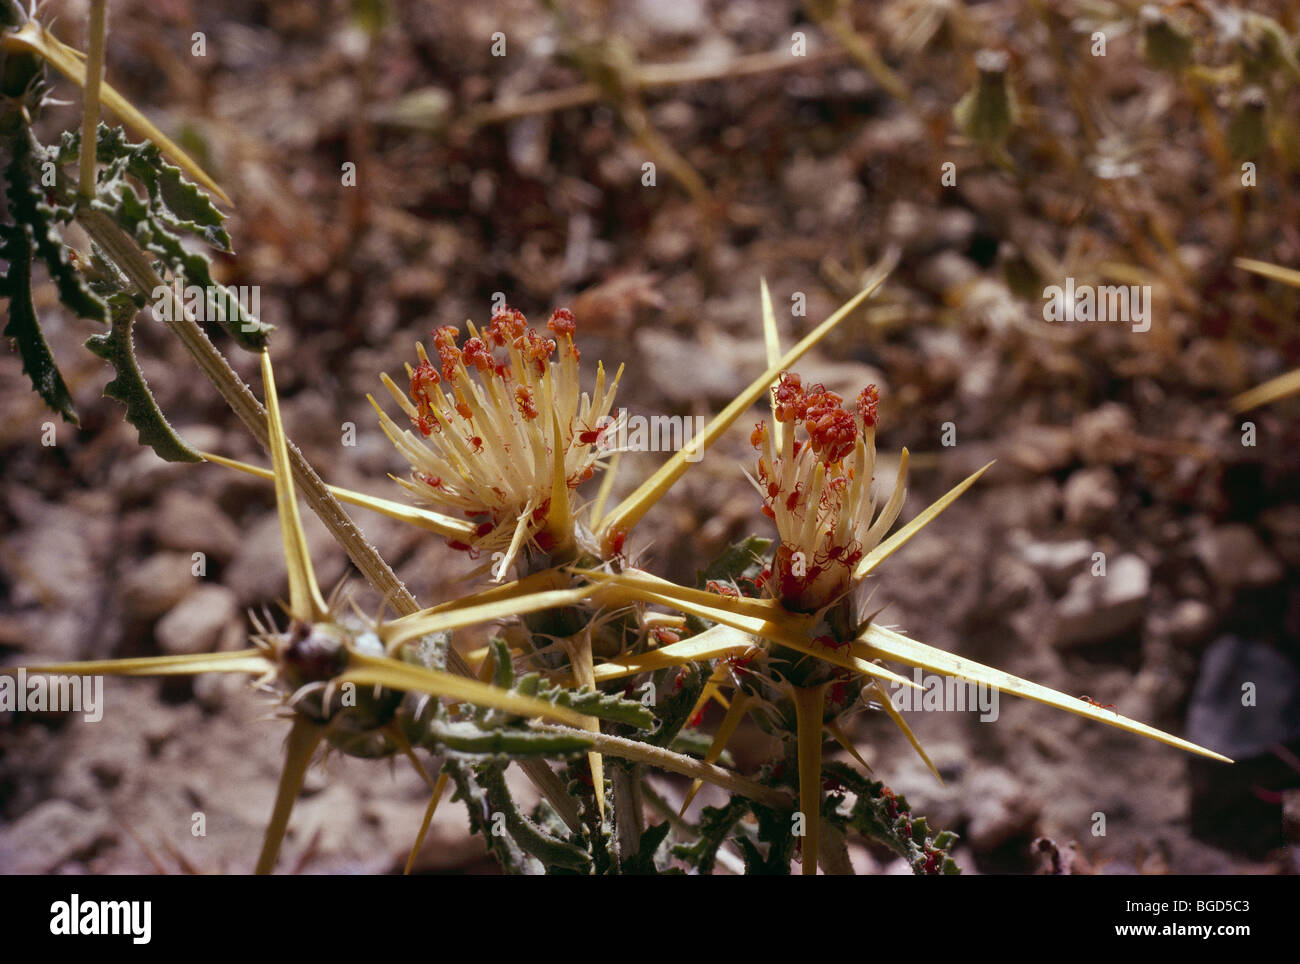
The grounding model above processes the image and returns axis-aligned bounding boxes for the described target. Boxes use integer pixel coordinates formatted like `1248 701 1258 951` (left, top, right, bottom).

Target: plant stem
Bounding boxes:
536 724 792 810
78 0 106 197
75 205 586 827
75 208 452 660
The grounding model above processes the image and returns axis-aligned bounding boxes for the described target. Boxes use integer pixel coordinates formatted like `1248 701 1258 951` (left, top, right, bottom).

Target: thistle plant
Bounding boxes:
1 2 1239 876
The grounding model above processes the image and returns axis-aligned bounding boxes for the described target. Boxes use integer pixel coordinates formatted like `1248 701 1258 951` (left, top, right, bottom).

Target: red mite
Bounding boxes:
1080 695 1118 715
606 526 627 559
650 627 682 646
577 421 609 446
785 482 804 514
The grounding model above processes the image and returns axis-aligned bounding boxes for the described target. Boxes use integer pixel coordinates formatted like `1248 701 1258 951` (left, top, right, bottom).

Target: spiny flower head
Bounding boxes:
374 307 625 571
752 373 898 613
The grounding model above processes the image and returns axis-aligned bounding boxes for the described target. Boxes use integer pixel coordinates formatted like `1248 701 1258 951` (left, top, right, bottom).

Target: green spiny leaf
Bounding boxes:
670 795 748 874
84 292 201 462
522 674 657 729
53 125 271 350
621 820 674 875
823 761 960 874
0 222 78 423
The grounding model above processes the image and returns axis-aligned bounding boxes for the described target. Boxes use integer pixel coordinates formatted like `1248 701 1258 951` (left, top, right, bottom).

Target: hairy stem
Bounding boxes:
75 205 587 828
536 724 791 810
79 0 106 197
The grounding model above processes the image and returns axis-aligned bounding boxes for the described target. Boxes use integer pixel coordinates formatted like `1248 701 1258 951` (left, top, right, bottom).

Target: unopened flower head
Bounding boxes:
374 307 624 567
751 373 900 613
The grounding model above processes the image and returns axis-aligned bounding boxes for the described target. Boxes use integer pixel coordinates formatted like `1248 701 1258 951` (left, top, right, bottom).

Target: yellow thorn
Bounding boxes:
261 351 329 622
680 691 751 817
405 772 450 876
600 273 888 539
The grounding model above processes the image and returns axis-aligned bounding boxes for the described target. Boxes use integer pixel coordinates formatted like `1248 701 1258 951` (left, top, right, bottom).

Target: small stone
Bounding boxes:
1074 404 1137 464
155 585 240 656
964 768 1040 852
225 510 346 607
1165 599 1217 648
153 490 242 564
1062 466 1120 530
120 553 197 622
1017 538 1094 593
1260 505 1300 568
1006 424 1075 474
1186 635 1300 759
1194 525 1284 589
635 328 746 405
0 801 114 873
1053 553 1150 647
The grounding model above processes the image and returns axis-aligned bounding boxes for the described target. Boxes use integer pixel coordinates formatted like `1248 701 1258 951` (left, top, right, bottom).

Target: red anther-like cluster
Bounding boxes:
462 337 493 372
772 371 806 423
750 420 768 449
433 325 462 381
547 308 576 337
409 360 442 436
802 384 842 423
807 406 856 464
518 328 558 375
857 385 879 427
769 372 879 466
487 308 527 346
515 385 539 420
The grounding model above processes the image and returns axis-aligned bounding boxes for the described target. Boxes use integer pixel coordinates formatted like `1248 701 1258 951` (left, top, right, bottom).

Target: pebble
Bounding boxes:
153 489 243 564
120 553 198 623
1052 553 1150 647
155 585 240 656
1017 538 1094 593
1062 466 1120 530
1194 525 1284 590
1186 635 1300 760
0 801 114 873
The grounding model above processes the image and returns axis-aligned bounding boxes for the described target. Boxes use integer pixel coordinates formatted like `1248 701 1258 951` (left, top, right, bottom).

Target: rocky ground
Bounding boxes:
2 0 1299 874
